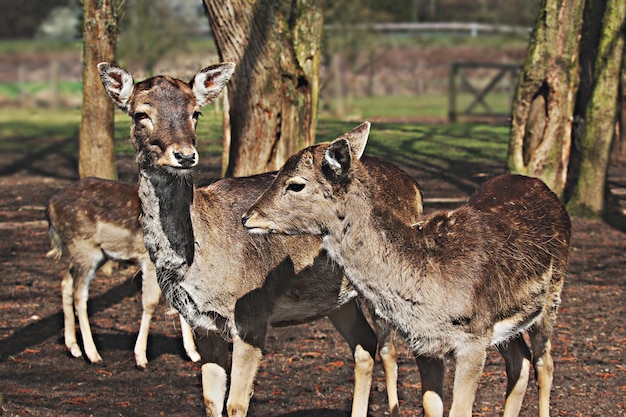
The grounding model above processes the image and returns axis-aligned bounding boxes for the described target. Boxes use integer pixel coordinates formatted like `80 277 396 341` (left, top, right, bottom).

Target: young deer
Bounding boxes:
46 177 200 368
243 122 572 417
97 62 424 417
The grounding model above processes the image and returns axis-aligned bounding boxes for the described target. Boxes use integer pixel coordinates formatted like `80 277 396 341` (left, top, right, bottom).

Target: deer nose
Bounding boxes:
174 150 197 168
241 214 250 227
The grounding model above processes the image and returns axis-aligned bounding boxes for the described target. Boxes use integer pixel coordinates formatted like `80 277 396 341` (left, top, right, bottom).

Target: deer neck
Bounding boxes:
138 167 195 285
322 180 431 343
322 179 391 284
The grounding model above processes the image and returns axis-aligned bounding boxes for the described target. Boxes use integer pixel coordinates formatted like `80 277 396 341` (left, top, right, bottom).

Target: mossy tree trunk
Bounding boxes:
567 0 625 217
617 46 626 163
507 0 585 198
510 0 626 218
79 0 125 180
204 0 322 177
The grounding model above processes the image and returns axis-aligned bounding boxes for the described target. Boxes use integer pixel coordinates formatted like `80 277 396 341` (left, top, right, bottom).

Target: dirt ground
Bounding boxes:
0 132 625 417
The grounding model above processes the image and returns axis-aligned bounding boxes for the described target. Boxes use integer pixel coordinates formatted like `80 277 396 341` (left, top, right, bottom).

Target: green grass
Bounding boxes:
324 92 514 120
327 95 448 119
0 107 82 141
0 107 225 159
0 104 508 175
0 81 83 98
316 118 508 171
0 39 82 55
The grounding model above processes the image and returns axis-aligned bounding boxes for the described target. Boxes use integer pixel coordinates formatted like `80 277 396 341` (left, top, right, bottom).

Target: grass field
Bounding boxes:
0 105 509 175
327 93 514 120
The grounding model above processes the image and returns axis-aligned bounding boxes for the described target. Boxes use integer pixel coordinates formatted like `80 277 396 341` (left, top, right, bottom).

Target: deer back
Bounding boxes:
47 177 145 262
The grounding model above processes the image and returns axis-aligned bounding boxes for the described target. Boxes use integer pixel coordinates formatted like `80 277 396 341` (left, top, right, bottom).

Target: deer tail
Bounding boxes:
46 225 63 261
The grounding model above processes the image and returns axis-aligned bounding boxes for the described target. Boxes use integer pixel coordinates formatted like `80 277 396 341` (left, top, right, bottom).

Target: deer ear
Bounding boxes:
192 62 236 106
340 121 370 160
325 139 352 177
97 62 135 112
324 122 370 177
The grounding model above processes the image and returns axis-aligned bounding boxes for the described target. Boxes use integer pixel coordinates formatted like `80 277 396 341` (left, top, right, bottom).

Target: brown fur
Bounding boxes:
243 123 572 417
46 177 199 368
97 62 425 417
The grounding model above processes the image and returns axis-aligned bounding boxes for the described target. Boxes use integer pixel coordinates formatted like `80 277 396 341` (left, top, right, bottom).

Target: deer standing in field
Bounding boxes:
97 61 425 417
242 122 572 417
46 177 200 368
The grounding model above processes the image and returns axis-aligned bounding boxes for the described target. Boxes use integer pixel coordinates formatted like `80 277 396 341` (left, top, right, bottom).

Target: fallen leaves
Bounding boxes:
95 369 112 376
64 397 87 405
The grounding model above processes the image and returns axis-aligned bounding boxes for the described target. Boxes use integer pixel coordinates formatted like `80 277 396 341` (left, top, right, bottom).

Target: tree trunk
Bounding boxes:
567 0 625 217
564 0 607 200
507 0 585 198
614 39 626 163
204 0 322 177
79 0 124 179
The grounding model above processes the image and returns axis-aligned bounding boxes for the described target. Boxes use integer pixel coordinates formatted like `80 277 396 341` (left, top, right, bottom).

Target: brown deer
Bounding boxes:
97 61 425 417
46 177 200 368
242 122 572 417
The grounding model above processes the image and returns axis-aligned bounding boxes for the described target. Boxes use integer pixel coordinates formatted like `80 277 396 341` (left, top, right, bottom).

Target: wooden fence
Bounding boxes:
448 61 521 122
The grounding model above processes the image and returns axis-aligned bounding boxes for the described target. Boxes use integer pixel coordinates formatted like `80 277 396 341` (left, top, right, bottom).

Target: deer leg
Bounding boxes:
134 261 160 368
196 332 231 417
180 315 201 362
227 335 263 417
415 354 445 417
327 300 378 417
535 341 554 417
373 317 400 417
72 258 103 363
529 325 555 417
448 345 486 417
498 334 531 417
203 362 227 417
61 269 81 358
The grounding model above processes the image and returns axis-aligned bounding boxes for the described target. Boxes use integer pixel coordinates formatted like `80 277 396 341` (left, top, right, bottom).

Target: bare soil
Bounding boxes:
0 134 625 417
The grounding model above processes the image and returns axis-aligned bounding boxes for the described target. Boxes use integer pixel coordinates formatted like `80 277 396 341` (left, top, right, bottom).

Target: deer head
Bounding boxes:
242 122 371 235
97 62 235 174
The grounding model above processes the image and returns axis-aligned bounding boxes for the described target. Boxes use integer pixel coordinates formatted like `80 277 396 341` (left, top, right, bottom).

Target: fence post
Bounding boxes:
332 52 344 118
18 64 27 107
448 63 458 122
50 60 60 109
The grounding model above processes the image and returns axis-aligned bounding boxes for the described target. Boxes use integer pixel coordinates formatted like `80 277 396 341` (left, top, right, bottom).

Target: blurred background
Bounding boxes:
0 0 539 121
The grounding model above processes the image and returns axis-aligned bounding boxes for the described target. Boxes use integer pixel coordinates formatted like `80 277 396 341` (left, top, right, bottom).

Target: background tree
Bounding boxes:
509 0 625 218
204 0 323 177
567 0 625 217
78 0 125 179
0 0 70 38
507 0 585 198
322 1 379 117
117 0 197 77
617 44 626 162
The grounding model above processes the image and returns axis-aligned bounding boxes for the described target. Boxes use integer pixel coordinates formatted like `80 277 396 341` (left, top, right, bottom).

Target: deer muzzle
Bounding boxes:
158 144 198 170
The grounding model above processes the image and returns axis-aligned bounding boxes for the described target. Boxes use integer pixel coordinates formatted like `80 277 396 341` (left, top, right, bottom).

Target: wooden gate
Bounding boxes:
448 62 520 122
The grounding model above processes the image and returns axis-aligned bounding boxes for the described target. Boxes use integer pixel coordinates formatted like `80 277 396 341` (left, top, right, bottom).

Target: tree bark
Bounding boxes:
204 0 322 177
567 0 625 216
614 38 626 163
507 0 585 198
79 0 124 179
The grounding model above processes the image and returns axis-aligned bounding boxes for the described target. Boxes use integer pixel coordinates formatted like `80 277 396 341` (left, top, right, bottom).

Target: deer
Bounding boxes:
46 177 200 369
242 122 572 417
97 61 426 417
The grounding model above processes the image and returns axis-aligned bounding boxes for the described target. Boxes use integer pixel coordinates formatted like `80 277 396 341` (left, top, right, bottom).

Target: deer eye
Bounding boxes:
286 181 306 193
133 112 149 122
148 139 164 150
